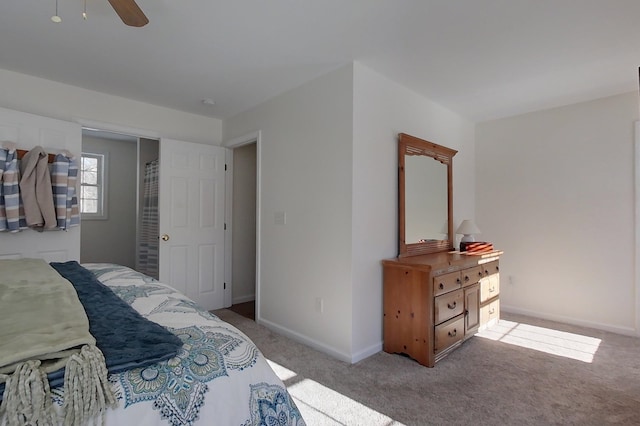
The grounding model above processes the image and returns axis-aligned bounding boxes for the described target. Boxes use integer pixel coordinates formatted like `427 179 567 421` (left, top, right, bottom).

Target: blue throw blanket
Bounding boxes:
48 261 183 383
1 261 183 396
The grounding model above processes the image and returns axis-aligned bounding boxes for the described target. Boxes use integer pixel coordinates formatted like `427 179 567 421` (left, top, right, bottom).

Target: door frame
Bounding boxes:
635 121 640 336
75 118 160 140
224 131 262 320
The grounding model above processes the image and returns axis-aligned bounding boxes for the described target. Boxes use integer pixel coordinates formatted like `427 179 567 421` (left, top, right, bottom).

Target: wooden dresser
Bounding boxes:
382 250 501 367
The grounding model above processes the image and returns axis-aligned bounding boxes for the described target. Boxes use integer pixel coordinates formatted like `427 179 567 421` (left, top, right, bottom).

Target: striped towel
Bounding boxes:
51 153 80 230
0 148 20 232
66 157 80 228
51 154 70 229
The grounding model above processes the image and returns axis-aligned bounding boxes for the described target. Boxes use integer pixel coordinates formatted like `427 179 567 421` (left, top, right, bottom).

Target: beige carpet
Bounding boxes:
213 309 640 425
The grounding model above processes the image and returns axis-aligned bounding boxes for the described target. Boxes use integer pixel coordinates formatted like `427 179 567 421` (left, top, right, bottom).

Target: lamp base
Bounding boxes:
460 234 475 251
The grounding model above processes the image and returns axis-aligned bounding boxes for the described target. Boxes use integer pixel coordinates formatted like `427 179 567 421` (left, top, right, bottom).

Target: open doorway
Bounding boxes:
80 128 159 275
228 142 257 320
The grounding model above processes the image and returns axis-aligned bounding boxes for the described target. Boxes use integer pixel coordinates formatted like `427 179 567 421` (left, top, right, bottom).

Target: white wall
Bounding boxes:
476 92 637 334
0 68 221 273
351 63 476 360
225 62 477 362
81 136 137 268
224 65 355 359
0 68 222 145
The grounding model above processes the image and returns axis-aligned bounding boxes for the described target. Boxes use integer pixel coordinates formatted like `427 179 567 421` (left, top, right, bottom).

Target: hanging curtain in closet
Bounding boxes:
138 160 159 279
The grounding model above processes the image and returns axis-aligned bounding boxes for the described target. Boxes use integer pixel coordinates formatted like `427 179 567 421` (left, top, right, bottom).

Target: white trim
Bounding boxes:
223 131 262 321
257 317 353 363
256 320 378 364
80 151 109 220
134 139 142 272
223 131 261 149
224 148 234 308
351 342 383 364
502 305 637 337
75 117 160 140
635 121 640 336
232 294 256 305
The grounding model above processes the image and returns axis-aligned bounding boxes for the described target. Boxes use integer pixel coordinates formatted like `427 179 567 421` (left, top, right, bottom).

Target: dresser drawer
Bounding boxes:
434 288 464 324
434 314 464 354
480 275 500 303
433 271 461 296
481 260 500 278
462 266 483 287
480 298 500 329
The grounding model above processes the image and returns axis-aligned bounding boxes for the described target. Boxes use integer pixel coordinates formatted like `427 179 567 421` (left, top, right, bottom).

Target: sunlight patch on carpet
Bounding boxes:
266 359 298 381
476 320 601 363
267 359 405 426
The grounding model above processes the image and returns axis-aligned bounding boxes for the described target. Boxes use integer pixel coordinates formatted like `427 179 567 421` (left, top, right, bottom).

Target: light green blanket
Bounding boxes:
0 258 115 426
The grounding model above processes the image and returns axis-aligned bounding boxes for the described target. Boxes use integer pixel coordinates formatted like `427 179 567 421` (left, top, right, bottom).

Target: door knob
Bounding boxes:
161 234 170 241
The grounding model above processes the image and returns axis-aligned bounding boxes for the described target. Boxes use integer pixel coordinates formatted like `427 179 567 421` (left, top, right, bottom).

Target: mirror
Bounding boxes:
405 155 447 242
398 133 457 257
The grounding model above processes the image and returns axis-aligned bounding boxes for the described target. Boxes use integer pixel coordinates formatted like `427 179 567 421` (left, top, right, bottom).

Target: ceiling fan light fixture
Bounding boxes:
46 0 147 26
51 0 61 23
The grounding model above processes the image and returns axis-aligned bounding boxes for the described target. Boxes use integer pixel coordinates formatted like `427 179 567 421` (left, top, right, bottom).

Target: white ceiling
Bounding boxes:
2 0 639 122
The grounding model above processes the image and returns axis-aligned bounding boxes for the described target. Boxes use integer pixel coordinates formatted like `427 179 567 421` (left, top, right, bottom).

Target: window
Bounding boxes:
80 152 107 219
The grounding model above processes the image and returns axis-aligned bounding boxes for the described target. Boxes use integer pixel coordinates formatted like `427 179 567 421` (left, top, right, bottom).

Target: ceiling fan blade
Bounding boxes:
107 0 149 27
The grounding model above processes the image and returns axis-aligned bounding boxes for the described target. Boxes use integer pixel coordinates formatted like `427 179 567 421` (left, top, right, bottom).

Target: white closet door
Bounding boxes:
158 138 227 310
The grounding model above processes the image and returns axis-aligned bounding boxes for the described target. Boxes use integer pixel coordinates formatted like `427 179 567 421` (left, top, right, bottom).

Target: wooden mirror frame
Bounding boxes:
398 133 457 257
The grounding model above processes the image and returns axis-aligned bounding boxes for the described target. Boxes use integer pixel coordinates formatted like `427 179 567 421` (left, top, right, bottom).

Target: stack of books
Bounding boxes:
460 241 493 254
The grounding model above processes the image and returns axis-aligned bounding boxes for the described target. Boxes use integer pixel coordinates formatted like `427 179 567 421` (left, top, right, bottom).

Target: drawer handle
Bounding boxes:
456 278 461 284
489 308 495 314
464 275 469 282
447 301 457 310
478 271 483 277
448 329 457 337
489 287 496 293
496 266 500 272
439 283 444 290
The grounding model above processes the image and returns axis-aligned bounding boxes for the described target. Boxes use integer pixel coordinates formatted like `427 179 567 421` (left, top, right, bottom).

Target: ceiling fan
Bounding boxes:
107 0 148 27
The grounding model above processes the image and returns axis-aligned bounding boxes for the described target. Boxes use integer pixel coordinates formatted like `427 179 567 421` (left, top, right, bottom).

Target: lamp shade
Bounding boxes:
456 220 481 237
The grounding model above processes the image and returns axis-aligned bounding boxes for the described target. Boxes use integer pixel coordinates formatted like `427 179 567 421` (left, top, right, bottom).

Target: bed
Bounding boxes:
0 260 306 426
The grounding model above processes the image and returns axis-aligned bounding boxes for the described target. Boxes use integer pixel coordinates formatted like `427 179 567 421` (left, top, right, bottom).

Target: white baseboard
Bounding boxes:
502 304 638 337
256 318 382 364
232 294 255 305
351 341 383 363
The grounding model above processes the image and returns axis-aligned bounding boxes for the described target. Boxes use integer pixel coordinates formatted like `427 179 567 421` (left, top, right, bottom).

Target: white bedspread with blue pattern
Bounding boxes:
51 263 305 426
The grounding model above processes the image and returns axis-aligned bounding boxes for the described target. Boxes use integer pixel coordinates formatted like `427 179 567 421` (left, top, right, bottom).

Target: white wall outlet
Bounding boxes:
315 297 324 313
274 211 286 225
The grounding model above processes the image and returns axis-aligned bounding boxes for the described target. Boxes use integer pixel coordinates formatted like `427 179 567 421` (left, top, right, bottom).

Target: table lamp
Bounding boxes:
456 219 481 244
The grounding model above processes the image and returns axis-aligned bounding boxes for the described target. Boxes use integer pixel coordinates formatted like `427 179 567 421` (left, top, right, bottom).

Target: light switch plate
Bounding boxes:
274 211 286 225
